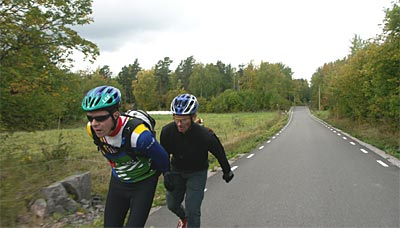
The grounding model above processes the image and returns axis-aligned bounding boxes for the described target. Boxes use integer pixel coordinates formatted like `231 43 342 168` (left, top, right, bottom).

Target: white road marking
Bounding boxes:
350 142 356 145
272 136 276 139
377 160 389 167
259 146 264 150
267 140 271 143
247 154 255 158
231 166 238 171
342 137 347 140
204 188 207 192
360 149 368 154
337 133 341 136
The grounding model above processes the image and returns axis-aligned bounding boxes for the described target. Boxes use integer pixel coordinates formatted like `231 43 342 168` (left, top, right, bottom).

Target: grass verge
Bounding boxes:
312 110 399 159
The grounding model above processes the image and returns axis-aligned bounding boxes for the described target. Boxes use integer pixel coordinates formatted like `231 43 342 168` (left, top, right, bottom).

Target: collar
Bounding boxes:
109 117 126 137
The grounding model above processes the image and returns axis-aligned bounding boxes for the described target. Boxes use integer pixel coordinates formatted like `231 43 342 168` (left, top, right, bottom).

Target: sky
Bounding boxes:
72 0 393 82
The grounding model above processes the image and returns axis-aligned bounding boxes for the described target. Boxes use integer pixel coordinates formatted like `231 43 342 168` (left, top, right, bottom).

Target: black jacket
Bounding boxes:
160 122 231 173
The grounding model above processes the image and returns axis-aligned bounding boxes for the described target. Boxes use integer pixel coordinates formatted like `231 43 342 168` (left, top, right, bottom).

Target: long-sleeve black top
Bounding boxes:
160 122 231 174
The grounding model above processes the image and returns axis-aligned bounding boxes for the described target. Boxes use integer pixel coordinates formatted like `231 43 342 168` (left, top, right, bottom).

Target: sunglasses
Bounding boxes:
87 114 111 122
173 116 192 124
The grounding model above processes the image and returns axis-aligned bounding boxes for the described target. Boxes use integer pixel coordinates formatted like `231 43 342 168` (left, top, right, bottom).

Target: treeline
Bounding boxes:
119 57 310 112
1 53 310 132
309 2 399 133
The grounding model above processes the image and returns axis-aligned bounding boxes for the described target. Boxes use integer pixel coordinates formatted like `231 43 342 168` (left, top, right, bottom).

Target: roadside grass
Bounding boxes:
0 111 287 227
313 110 399 159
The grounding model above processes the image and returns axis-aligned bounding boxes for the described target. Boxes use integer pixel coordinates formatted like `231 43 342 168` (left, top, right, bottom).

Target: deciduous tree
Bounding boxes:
0 0 98 130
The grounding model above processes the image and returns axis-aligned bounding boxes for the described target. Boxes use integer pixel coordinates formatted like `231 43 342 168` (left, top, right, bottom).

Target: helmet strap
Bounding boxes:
109 110 119 131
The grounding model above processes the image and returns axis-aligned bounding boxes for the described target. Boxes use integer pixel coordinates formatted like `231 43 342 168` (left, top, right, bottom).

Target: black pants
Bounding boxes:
104 173 159 228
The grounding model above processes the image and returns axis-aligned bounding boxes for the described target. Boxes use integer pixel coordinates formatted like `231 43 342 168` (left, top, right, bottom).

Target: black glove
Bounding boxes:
222 170 234 183
163 172 174 191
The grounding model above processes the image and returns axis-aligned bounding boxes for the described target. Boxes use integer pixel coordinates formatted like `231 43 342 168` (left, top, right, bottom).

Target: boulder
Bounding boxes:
32 172 92 218
60 172 91 201
41 182 78 215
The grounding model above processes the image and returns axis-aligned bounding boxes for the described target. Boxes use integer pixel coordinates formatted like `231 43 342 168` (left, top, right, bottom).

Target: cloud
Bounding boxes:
71 0 392 80
74 0 196 51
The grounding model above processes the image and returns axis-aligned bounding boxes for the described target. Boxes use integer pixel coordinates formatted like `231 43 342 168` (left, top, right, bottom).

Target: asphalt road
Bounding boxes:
146 106 399 227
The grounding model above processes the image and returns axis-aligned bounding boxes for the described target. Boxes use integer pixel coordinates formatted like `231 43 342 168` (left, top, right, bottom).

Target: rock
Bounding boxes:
60 172 91 201
30 198 47 218
30 172 97 225
41 182 78 215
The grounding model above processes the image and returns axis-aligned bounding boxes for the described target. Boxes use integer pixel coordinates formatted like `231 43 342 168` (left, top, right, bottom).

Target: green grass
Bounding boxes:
0 111 287 227
313 110 400 159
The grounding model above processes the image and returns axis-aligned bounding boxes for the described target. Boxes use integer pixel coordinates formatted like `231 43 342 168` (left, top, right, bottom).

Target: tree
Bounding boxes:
292 79 310 105
188 63 226 99
309 1 399 132
382 1 400 40
175 56 195 90
0 0 99 131
349 34 366 56
0 0 98 64
133 70 158 110
99 65 113 78
116 59 142 105
154 57 172 108
188 63 206 97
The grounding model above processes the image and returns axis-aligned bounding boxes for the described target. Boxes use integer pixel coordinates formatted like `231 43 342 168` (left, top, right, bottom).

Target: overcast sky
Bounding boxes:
72 0 393 81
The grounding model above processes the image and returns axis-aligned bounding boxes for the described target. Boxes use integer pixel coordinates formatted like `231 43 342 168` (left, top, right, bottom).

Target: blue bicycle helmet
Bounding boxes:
82 85 121 111
170 94 198 115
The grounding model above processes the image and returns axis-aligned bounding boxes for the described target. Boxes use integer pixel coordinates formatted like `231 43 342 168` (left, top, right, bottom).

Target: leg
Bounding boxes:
125 174 159 228
104 177 130 227
184 169 207 228
166 171 187 220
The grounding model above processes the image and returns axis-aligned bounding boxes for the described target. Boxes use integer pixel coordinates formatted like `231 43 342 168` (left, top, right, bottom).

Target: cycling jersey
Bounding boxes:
86 116 169 183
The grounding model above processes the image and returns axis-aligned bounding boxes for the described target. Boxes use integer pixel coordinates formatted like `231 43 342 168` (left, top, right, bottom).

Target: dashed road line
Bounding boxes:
247 154 255 158
231 166 238 171
312 113 399 168
377 160 389 167
258 146 264 150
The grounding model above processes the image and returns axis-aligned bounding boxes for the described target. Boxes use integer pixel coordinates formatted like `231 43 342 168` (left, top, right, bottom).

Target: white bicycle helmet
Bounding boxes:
170 94 198 115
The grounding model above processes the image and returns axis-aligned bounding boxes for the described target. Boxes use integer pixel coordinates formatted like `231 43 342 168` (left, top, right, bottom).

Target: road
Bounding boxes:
146 106 399 227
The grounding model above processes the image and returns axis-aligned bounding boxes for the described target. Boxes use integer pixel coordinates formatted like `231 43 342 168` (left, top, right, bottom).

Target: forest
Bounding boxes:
0 0 398 134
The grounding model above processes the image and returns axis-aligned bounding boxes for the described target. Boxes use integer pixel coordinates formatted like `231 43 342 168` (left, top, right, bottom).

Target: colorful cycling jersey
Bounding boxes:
86 116 169 183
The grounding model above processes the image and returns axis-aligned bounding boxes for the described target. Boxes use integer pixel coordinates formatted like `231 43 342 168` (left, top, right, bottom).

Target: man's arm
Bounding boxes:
208 132 234 182
135 126 170 173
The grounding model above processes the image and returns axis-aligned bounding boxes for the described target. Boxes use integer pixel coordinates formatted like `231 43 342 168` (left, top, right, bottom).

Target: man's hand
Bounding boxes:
163 172 174 191
223 170 234 183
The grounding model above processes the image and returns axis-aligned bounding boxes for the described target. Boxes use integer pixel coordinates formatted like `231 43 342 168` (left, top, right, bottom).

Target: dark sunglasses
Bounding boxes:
87 114 111 122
